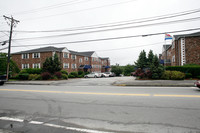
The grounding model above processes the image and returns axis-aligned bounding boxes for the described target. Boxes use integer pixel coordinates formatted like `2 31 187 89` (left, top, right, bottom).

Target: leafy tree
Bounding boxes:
0 53 20 75
124 64 134 76
42 53 61 74
150 55 164 79
147 50 154 68
134 50 147 69
111 64 123 76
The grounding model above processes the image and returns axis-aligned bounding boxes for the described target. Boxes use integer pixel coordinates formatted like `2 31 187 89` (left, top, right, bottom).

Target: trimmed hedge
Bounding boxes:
70 72 78 78
162 71 185 80
166 66 200 78
20 68 42 74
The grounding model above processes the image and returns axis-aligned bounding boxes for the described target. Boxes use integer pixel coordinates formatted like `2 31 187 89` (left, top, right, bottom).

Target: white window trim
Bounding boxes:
85 57 88 61
71 55 76 59
63 63 69 68
32 53 40 58
22 64 29 69
22 53 29 59
79 58 82 63
63 53 69 58
32 63 40 68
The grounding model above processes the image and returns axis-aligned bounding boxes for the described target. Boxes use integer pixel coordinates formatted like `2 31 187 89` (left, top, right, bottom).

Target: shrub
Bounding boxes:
84 72 90 75
18 73 29 80
41 72 51 80
28 74 42 80
78 71 84 76
20 68 42 74
166 66 200 78
51 75 58 80
19 69 27 74
162 71 185 80
78 75 84 78
170 71 185 80
35 75 42 80
161 71 171 80
196 76 200 79
70 72 78 78
54 72 62 79
68 74 75 78
62 74 68 79
61 70 68 75
29 74 37 80
185 73 192 79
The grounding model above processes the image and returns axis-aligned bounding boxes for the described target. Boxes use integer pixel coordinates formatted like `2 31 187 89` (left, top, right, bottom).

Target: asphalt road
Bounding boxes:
0 78 200 133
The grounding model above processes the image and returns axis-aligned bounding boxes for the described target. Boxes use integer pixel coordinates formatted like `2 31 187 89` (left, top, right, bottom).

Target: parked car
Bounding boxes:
104 72 115 77
194 80 200 88
84 72 101 78
0 75 6 85
101 73 109 78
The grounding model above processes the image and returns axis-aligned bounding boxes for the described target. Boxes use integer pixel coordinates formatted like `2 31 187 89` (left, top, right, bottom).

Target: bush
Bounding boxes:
166 66 200 78
78 71 84 76
18 73 29 80
68 74 75 78
54 72 62 79
185 73 192 79
162 71 185 80
41 72 51 80
20 68 42 74
84 72 90 75
70 72 78 78
28 74 42 80
171 71 185 80
196 76 200 79
78 75 84 78
61 70 68 75
62 74 68 79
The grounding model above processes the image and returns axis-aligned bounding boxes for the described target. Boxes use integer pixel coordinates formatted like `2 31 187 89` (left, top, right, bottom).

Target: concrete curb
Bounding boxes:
113 83 194 87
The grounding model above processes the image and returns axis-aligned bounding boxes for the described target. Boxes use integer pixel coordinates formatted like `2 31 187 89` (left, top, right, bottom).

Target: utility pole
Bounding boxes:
3 15 19 81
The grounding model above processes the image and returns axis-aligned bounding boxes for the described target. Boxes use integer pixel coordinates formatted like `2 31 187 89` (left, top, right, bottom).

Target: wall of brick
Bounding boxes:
12 51 111 73
185 36 200 65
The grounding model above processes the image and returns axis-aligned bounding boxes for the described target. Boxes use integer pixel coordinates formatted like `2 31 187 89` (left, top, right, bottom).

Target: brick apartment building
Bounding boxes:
160 32 200 66
11 46 111 73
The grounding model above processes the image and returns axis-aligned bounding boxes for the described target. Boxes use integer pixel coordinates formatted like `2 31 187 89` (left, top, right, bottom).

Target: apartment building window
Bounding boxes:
63 53 69 58
22 53 29 59
79 58 83 63
32 63 40 68
84 57 88 61
32 53 40 58
63 63 69 68
22 64 29 69
71 64 76 69
71 55 76 60
172 55 175 63
92 57 95 61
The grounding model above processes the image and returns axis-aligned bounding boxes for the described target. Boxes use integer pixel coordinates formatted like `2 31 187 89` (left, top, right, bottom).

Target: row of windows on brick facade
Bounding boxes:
22 63 87 69
22 53 108 64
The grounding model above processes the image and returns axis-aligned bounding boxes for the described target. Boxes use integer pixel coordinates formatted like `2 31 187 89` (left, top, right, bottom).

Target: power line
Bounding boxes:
21 0 137 21
9 8 200 33
96 42 164 52
9 0 92 16
0 27 198 49
10 16 200 41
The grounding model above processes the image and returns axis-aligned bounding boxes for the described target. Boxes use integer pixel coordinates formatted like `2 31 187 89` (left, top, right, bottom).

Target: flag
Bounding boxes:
165 33 172 40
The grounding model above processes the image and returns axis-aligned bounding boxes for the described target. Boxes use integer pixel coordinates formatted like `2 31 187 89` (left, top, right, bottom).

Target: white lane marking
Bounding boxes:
0 117 113 133
29 121 44 125
0 117 23 122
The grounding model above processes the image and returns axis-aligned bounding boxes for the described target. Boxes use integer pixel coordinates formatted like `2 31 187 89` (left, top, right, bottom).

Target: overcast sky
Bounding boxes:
0 0 200 65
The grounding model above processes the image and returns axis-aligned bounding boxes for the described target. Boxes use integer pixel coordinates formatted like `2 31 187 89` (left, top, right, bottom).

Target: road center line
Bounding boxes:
0 117 113 133
0 89 149 96
0 89 200 98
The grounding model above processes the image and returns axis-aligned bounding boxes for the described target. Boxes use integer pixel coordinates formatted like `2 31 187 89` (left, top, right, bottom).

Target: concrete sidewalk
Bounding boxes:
5 79 74 86
113 77 196 87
